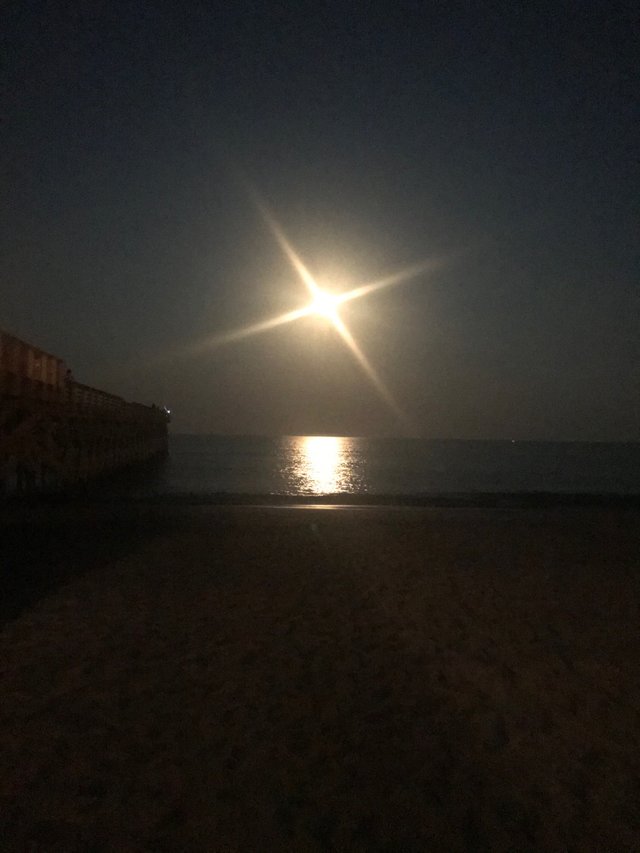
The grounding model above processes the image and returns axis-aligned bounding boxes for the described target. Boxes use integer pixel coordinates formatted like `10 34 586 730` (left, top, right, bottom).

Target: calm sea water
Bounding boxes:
126 435 640 497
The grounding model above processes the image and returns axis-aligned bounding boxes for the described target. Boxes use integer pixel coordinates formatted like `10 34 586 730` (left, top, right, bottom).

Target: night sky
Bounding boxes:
3 2 638 439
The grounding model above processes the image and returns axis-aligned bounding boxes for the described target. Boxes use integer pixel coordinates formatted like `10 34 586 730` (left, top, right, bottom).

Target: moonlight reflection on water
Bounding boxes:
297 436 344 494
279 436 367 495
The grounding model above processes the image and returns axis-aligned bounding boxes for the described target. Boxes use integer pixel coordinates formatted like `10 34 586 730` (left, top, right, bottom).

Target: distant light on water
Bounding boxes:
297 436 346 494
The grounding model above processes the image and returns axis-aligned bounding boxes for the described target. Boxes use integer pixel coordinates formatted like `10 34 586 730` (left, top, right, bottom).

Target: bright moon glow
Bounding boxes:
310 289 340 320
164 190 437 431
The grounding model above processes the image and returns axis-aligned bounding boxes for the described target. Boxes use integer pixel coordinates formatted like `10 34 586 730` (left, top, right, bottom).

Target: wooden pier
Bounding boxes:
0 330 169 495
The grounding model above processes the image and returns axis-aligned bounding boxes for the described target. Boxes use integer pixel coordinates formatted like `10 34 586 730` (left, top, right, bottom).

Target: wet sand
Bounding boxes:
1 504 639 850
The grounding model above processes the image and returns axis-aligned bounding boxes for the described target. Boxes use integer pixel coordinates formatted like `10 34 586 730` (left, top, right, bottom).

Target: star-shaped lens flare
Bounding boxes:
169 195 437 427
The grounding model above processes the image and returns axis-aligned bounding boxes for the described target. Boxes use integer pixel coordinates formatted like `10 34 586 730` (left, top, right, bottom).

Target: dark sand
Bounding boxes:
1 504 639 851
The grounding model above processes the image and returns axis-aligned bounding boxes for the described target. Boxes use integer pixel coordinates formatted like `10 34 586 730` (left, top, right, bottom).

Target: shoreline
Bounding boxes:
3 488 640 512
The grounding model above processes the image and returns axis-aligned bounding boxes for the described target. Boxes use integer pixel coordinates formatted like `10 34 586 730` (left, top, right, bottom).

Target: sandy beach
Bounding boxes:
1 504 639 851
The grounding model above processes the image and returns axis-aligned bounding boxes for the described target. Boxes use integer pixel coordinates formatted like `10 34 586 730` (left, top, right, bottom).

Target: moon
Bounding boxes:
309 289 340 321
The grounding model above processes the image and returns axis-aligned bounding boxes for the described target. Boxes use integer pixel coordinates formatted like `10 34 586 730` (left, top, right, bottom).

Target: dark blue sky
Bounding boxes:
2 1 638 438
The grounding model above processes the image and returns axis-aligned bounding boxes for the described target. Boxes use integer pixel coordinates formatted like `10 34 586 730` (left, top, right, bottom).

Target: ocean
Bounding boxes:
122 435 640 498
